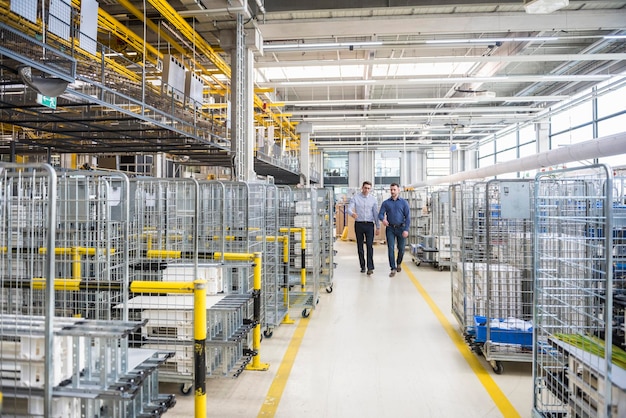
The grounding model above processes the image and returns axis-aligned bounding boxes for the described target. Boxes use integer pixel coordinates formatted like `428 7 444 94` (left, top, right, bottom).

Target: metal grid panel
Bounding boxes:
450 181 480 333
128 177 199 387
317 187 335 292
407 187 437 268
261 183 287 334
0 165 174 417
54 170 130 320
277 185 294 315
198 180 226 256
431 189 457 270
459 182 490 339
284 186 320 317
130 178 199 281
481 180 534 368
220 182 261 294
532 164 625 418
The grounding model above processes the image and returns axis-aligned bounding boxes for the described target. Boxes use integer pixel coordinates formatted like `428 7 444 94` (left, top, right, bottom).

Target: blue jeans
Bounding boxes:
385 226 406 270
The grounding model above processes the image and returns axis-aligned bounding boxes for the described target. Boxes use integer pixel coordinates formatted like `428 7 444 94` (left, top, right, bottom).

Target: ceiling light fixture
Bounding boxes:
524 0 569 14
424 37 558 44
18 66 69 97
263 41 383 51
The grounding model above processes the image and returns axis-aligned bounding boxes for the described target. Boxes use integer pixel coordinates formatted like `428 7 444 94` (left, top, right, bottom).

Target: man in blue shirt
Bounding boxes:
379 183 411 277
347 181 380 275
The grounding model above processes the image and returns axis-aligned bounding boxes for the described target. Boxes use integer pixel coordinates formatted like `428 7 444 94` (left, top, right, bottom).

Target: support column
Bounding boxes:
348 151 376 189
536 120 550 153
296 122 312 186
153 153 164 178
222 14 254 181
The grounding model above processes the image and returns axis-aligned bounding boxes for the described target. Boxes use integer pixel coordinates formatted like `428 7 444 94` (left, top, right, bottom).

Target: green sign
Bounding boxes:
37 93 57 109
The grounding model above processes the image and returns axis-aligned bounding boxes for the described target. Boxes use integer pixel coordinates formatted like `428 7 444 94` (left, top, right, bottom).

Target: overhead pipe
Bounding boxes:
409 131 626 187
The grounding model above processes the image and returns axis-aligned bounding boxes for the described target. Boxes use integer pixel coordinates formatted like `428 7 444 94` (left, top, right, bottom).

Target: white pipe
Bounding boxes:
409 131 626 187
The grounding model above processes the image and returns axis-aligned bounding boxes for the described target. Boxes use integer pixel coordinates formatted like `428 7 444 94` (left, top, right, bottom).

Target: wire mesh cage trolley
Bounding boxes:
0 164 174 417
532 164 626 418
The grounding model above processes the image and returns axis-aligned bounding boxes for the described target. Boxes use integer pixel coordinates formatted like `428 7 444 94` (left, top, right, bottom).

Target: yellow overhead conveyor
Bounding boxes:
141 0 299 142
114 0 226 91
0 0 300 149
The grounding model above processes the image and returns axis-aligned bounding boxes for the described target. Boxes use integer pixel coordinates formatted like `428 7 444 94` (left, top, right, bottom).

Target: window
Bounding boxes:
597 82 626 119
496 132 516 153
323 152 348 185
551 100 593 133
375 151 401 186
598 112 626 137
551 125 594 149
426 149 450 180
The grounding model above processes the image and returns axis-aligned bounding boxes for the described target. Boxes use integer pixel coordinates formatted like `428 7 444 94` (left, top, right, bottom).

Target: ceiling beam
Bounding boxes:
258 74 612 88
255 53 626 68
257 10 626 40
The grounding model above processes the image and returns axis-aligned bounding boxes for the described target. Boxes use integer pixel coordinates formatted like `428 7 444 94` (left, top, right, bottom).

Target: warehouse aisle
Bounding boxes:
163 240 533 417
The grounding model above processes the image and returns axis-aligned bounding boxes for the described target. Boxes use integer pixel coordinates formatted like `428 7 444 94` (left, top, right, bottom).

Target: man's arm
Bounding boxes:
347 196 356 217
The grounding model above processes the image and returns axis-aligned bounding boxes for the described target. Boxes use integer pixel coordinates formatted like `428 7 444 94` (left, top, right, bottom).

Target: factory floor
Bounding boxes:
162 239 533 418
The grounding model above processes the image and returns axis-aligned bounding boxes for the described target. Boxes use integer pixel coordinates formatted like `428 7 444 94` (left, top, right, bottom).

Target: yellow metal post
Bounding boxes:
281 235 294 324
299 227 306 289
72 248 81 281
246 252 269 371
193 279 207 418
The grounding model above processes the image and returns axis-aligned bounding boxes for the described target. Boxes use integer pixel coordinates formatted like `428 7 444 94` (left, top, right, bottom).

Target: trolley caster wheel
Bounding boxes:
438 266 444 271
415 260 421 266
433 262 439 268
180 383 193 396
326 285 333 293
302 309 310 318
316 297 320 304
263 329 273 338
472 345 483 356
491 361 503 375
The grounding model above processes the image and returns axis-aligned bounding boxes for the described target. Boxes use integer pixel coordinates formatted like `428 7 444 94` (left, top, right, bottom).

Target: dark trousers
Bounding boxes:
355 222 375 271
385 226 406 270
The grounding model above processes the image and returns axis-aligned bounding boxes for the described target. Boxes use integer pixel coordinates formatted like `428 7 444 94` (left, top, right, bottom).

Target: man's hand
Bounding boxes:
375 228 380 236
402 231 408 238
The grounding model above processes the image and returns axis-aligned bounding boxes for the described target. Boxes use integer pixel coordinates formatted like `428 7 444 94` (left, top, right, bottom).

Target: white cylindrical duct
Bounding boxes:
409 131 626 187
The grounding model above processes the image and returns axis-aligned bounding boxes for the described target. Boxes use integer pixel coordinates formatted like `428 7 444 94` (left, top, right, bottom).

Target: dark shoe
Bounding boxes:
396 266 402 273
389 269 396 277
360 268 366 273
366 270 373 275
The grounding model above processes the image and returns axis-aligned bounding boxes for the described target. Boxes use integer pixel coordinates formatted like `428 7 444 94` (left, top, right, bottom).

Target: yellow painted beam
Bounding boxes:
32 278 82 291
130 280 195 294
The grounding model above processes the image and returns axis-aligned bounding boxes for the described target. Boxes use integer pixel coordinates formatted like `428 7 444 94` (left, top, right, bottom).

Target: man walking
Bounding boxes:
347 181 380 275
379 183 411 277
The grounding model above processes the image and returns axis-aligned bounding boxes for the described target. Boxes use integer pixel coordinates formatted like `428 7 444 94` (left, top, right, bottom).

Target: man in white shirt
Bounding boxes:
347 181 381 275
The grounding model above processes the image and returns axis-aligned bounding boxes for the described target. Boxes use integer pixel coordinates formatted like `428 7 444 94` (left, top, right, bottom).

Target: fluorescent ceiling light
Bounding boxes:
524 0 569 14
264 41 383 51
425 37 558 44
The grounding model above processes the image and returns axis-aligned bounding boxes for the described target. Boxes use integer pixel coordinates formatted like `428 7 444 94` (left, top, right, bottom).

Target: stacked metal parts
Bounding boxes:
533 164 626 417
0 164 175 417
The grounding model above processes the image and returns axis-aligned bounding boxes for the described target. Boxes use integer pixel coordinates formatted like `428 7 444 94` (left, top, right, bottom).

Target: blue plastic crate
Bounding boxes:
474 316 533 347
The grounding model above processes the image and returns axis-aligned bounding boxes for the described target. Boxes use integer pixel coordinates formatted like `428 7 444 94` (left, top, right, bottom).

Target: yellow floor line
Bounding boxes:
404 263 521 418
258 315 310 417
